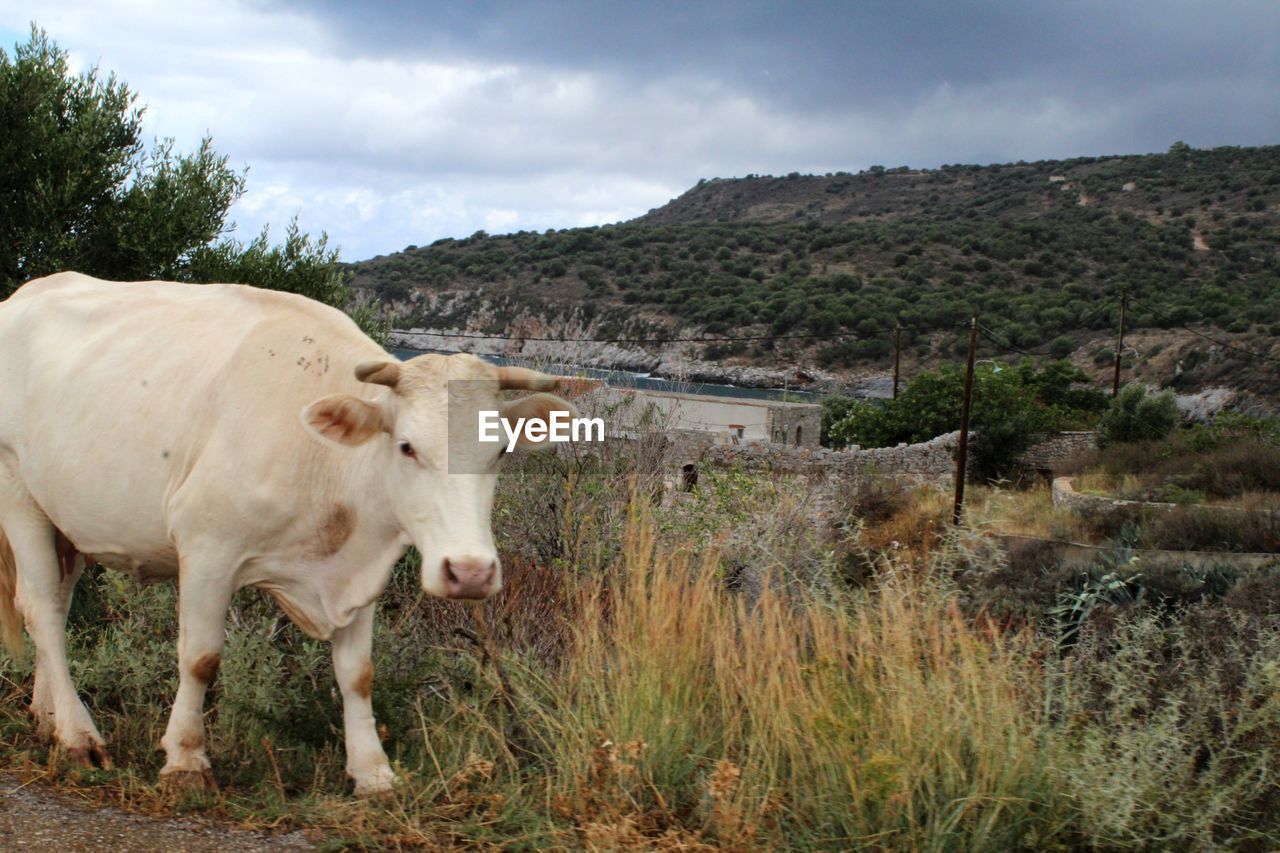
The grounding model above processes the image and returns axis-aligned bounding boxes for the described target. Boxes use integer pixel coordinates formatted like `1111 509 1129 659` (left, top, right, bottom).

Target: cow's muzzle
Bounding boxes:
441 556 499 599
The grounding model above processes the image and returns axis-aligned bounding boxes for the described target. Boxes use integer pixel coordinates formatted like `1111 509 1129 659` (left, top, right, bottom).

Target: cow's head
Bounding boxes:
301 353 576 599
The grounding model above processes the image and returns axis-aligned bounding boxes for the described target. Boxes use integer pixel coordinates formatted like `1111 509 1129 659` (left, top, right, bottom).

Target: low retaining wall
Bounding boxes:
590 429 1098 491
1051 476 1161 513
1018 432 1096 472
1053 476 1279 522
699 431 965 488
997 532 1279 572
694 431 1097 489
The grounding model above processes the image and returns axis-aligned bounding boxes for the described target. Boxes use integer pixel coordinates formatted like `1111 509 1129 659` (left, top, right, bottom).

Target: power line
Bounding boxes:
394 313 972 348
394 320 941 346
1176 326 1280 363
976 297 1118 359
1076 297 1118 328
1126 295 1280 364
976 323 1053 358
392 294 1275 370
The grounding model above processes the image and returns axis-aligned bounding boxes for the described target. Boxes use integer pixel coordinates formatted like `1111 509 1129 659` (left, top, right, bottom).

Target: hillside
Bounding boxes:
637 143 1279 226
348 144 1280 402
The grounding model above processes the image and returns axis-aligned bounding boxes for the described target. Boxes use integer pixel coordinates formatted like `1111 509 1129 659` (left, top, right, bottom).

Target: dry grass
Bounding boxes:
525 509 1057 849
2 444 1279 848
0 506 1063 850
963 484 1093 543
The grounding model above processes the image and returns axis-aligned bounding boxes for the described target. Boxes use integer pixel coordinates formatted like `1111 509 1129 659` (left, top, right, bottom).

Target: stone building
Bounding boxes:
600 387 822 448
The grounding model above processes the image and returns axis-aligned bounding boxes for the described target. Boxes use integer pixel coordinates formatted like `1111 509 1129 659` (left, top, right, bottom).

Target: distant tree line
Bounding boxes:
350 145 1280 372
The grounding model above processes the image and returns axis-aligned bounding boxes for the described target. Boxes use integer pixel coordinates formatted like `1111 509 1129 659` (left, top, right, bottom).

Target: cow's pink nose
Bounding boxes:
442 557 498 599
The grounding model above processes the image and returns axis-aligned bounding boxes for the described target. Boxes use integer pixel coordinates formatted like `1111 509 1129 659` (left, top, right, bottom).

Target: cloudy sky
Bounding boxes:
3 1 1276 260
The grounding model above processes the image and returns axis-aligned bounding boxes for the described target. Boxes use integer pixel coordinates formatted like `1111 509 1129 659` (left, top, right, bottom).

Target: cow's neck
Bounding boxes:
248 443 411 639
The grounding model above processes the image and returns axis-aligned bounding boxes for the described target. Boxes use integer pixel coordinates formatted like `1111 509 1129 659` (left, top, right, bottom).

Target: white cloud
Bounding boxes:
3 0 725 256
2 1 1273 259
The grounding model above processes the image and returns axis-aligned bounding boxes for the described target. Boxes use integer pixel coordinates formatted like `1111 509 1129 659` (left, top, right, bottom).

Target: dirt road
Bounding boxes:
0 776 313 851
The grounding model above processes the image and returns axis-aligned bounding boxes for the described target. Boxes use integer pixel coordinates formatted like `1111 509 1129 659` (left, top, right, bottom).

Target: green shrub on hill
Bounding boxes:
1098 384 1179 446
350 144 1280 396
828 360 1107 479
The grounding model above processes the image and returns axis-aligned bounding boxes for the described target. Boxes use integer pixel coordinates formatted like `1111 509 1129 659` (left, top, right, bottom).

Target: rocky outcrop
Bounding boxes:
1175 387 1238 422
391 328 662 372
390 328 874 396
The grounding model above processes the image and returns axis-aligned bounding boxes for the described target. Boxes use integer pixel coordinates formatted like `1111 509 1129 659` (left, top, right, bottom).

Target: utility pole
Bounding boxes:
1112 290 1128 398
953 317 978 526
892 321 902 399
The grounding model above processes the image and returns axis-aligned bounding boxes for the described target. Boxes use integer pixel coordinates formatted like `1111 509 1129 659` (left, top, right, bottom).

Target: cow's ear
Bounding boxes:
302 394 389 447
501 393 579 451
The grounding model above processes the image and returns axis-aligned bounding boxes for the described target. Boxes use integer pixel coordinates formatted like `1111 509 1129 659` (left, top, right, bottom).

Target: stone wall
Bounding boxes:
1052 476 1278 522
1017 431 1096 473
998 532 1278 573
687 430 1100 488
1051 476 1155 513
699 430 965 488
593 428 1101 491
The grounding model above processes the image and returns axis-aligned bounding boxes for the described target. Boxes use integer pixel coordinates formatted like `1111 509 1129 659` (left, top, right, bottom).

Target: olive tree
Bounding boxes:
0 27 244 291
0 26 381 338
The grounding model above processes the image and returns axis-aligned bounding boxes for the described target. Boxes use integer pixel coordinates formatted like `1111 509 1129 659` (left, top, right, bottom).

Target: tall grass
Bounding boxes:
2 451 1279 848
1049 608 1280 849
524 510 1057 849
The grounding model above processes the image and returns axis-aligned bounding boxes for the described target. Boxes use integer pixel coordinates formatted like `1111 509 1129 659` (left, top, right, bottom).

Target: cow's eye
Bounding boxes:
399 441 416 458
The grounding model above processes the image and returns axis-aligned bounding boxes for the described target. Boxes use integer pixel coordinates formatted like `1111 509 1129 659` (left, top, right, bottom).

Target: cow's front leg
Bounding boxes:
332 602 395 795
159 561 234 788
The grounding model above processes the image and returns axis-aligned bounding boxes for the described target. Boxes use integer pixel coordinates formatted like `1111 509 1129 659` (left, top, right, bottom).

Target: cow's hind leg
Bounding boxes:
29 536 86 740
6 518 107 766
159 553 234 788
332 602 395 795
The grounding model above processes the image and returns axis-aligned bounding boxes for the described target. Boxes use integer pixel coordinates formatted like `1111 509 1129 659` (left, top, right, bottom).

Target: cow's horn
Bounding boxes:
355 360 402 388
497 366 559 392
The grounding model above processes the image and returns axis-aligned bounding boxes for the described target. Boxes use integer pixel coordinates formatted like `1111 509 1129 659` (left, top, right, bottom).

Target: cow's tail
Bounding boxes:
0 527 24 658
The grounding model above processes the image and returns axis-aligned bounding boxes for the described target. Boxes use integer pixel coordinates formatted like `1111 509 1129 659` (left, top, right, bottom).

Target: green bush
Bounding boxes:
1049 335 1075 358
1098 384 1179 446
819 394 859 447
828 360 1105 480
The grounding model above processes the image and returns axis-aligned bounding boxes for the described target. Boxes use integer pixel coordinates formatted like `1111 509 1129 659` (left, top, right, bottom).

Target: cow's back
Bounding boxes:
0 273 387 573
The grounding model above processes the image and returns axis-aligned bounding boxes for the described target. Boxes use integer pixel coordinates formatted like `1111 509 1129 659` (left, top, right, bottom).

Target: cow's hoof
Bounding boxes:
28 708 56 741
160 768 218 792
351 767 398 799
62 739 112 770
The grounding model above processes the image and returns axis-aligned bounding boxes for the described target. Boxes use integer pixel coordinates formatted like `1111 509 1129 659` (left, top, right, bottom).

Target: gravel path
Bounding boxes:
0 776 313 851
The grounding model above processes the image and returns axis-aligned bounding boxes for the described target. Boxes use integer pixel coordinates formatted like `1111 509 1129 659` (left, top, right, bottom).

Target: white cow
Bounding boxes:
0 272 575 794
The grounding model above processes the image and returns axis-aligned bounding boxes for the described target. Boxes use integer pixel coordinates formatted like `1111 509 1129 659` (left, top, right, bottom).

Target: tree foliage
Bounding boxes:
182 220 387 340
0 27 244 292
819 394 859 447
828 360 1108 480
0 27 382 338
1098 384 1179 446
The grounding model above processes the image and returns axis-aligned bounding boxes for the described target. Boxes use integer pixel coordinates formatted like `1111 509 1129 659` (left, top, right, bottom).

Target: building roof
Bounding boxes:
620 387 821 409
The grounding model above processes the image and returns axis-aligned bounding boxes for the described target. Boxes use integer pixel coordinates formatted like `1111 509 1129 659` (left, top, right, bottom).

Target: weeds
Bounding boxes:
0 441 1279 848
